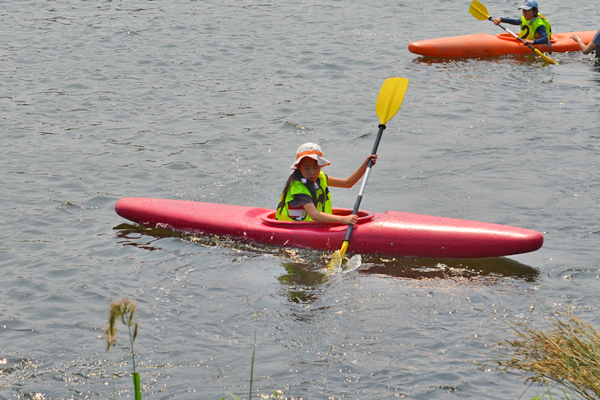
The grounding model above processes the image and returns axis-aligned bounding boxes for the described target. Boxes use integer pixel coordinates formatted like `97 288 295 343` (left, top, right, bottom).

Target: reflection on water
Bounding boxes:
113 223 179 251
592 62 600 81
278 262 326 305
276 255 539 304
114 222 298 256
359 254 539 282
411 53 543 66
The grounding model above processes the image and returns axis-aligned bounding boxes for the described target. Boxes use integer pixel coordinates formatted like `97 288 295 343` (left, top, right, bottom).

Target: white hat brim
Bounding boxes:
290 154 331 169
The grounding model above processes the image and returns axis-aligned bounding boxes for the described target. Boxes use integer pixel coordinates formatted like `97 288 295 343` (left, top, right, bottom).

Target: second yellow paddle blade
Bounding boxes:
533 48 558 64
469 0 490 21
375 77 409 126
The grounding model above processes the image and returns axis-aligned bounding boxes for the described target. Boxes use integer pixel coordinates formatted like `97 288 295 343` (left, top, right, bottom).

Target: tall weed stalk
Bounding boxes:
223 331 258 400
104 298 141 400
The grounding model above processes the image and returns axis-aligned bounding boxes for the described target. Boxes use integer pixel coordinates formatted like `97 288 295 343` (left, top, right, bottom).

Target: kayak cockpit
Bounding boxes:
259 208 375 227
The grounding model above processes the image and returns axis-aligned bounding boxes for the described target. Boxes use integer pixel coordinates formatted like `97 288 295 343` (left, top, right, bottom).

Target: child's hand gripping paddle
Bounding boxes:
469 0 557 64
328 77 409 270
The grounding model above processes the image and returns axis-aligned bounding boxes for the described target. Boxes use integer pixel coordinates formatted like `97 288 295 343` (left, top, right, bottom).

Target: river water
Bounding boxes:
2 0 599 399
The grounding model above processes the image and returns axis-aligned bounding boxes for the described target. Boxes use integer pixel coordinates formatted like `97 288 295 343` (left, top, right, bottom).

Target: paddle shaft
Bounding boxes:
491 18 545 54
329 77 408 266
342 123 386 243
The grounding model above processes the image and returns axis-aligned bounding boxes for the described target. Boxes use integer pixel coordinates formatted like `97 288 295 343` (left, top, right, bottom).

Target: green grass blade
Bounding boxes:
249 330 256 399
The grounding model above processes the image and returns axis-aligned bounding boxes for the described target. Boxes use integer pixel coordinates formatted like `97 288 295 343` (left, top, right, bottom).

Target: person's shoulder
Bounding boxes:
290 179 304 188
318 170 329 183
289 179 309 193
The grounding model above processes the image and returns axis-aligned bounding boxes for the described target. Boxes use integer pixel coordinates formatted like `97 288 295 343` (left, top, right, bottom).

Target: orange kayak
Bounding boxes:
408 31 595 58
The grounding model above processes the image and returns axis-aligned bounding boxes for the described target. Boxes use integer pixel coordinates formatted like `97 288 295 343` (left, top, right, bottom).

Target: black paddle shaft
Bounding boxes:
343 123 386 242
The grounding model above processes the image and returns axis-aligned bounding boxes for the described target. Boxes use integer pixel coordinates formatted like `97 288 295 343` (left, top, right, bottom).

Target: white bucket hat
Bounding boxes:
290 142 331 170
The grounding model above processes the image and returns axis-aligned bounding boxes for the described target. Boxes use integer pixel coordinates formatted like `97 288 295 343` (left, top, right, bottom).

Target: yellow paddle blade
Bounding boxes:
375 77 409 126
328 250 343 271
469 0 490 21
328 241 348 270
533 48 558 64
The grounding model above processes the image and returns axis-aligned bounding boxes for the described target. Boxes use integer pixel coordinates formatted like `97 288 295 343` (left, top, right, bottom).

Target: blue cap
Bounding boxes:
518 0 538 10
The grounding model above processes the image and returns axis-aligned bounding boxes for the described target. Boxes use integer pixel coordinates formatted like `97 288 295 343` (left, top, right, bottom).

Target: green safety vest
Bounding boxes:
519 14 551 41
276 171 332 221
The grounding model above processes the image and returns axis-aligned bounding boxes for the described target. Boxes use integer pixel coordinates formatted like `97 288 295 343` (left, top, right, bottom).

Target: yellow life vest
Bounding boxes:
276 171 332 221
519 14 551 41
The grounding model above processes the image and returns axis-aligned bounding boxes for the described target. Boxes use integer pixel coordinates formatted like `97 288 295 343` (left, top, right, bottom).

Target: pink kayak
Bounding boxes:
408 31 595 58
115 197 543 259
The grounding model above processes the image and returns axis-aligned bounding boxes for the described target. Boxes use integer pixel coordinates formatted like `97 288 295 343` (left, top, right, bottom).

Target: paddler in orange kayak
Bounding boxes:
275 142 376 225
493 0 552 50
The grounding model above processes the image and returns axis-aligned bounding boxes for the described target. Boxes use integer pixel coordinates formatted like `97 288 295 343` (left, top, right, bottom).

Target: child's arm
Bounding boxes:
523 26 548 45
303 203 358 225
327 155 378 188
493 17 520 26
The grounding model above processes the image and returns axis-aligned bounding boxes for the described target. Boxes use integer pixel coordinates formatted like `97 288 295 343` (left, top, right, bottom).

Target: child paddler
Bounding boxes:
276 142 376 225
493 0 552 50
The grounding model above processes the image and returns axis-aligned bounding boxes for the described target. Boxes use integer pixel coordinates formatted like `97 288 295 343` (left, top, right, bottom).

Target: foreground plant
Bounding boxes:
104 298 141 400
222 331 256 400
493 304 600 400
221 331 290 400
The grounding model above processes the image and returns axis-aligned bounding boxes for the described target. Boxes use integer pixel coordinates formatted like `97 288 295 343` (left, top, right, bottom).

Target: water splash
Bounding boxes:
328 253 362 275
344 254 362 273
